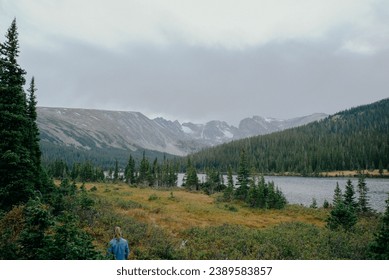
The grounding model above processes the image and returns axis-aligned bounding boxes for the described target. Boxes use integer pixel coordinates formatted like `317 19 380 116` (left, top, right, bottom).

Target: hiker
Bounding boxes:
107 226 130 260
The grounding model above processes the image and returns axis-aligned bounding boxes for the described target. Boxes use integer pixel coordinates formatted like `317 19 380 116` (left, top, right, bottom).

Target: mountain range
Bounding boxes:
37 107 327 158
188 98 389 174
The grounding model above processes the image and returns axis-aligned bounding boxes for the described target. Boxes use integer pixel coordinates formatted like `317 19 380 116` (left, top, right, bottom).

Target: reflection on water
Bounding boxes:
177 174 389 212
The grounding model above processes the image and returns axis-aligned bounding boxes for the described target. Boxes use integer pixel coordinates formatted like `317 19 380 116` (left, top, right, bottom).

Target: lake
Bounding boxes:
177 174 389 212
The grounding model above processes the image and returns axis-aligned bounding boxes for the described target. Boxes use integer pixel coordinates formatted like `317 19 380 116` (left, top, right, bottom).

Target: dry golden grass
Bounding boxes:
84 182 327 237
320 169 389 177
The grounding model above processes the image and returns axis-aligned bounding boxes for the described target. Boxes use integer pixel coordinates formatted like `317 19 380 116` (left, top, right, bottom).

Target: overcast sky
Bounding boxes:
1 0 388 125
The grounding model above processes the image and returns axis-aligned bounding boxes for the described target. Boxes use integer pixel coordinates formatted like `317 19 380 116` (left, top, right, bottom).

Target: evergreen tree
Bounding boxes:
138 151 150 185
326 201 357 231
125 154 136 184
167 162 178 187
343 179 357 209
184 158 199 191
42 213 100 260
257 176 267 209
310 198 318 209
223 166 234 201
273 185 287 209
203 167 222 194
323 199 330 209
113 159 119 183
235 149 250 201
26 77 41 169
357 174 370 213
0 19 36 210
18 198 52 259
369 194 389 259
247 177 259 208
327 183 357 231
333 182 343 207
149 157 158 186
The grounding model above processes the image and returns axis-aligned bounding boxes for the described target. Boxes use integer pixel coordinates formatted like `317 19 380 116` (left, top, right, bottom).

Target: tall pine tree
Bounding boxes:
235 149 250 201
184 158 199 191
344 179 357 209
0 19 36 210
26 76 44 191
125 154 136 184
223 165 234 201
357 174 370 213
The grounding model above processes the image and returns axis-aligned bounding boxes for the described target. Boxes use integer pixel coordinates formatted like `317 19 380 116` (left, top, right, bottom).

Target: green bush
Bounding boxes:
326 202 357 231
115 198 143 210
148 194 159 201
177 221 376 260
369 195 389 259
224 204 238 212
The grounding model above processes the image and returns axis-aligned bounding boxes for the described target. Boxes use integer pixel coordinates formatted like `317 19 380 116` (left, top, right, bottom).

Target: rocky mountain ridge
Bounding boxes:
37 107 327 156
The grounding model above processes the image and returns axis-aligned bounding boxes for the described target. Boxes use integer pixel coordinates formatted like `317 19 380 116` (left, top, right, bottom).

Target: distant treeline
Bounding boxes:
186 98 389 175
41 141 179 170
46 152 179 187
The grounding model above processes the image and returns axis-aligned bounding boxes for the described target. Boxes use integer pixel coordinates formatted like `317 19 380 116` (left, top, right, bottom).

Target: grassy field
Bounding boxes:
77 181 379 259
91 182 326 230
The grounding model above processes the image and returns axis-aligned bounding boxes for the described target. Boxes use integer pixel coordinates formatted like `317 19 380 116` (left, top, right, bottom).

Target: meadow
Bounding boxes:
81 182 380 259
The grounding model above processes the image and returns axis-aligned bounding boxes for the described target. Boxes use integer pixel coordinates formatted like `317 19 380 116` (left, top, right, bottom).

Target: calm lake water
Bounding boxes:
177 174 389 212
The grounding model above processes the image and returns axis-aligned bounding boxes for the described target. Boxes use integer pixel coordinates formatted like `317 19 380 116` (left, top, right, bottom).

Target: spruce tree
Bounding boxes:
257 176 267 209
0 19 35 210
326 201 357 231
26 77 40 166
333 182 343 207
26 77 44 191
247 177 259 207
223 165 234 201
369 194 389 259
327 182 357 231
138 151 150 185
167 162 178 187
357 174 370 213
184 158 199 191
113 159 119 183
235 149 250 201
344 179 357 209
125 154 136 184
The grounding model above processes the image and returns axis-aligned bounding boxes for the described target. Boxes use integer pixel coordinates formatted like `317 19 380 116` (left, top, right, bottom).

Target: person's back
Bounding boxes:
107 227 130 260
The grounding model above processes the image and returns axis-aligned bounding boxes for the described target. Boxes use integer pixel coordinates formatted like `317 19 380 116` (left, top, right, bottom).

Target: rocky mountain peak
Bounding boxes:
37 107 327 156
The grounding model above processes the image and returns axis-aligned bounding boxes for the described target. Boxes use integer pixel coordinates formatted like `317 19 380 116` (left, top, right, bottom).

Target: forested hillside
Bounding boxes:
188 98 389 175
40 141 176 170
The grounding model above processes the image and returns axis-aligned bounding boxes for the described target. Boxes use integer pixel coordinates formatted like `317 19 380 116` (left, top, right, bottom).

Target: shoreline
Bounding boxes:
257 169 389 178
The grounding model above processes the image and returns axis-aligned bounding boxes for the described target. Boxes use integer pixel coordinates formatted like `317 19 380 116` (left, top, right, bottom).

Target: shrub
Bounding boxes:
224 204 238 212
369 194 389 259
148 194 159 201
326 202 357 231
178 221 374 260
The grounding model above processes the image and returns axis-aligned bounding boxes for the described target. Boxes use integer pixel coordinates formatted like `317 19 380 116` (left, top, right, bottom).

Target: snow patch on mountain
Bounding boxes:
37 107 327 156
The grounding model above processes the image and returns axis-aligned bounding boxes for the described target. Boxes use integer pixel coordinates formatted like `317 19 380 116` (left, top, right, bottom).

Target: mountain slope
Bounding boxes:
37 107 327 166
38 107 198 156
188 98 389 174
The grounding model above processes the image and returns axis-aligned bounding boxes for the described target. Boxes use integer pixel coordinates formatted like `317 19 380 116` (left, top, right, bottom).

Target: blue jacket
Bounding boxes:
108 237 130 260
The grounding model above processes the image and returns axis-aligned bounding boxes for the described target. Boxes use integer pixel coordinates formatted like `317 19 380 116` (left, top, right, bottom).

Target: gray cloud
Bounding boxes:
19 37 389 125
1 0 387 125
